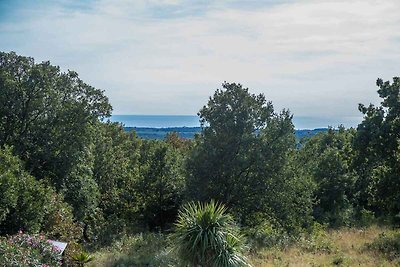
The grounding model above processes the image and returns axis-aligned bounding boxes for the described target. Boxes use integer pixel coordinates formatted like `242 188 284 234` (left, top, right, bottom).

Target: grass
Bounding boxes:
249 225 398 266
87 233 177 267
89 225 400 267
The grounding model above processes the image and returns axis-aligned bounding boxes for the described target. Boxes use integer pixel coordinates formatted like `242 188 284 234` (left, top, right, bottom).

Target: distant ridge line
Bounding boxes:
123 126 328 140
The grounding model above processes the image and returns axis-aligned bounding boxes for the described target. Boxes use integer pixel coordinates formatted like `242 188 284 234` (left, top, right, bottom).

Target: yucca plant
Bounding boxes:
71 251 94 267
173 200 250 267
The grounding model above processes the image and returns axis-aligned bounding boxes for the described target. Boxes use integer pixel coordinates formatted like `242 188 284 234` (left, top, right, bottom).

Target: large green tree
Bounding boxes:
353 77 400 217
93 124 187 235
299 127 357 226
92 122 141 242
0 146 77 236
186 82 314 232
0 51 112 224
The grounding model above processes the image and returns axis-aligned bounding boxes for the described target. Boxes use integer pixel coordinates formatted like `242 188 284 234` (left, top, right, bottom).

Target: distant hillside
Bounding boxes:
124 127 328 140
124 127 200 139
295 128 330 140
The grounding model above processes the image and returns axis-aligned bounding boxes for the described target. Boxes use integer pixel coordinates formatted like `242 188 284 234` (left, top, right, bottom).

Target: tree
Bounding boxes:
353 77 400 217
0 146 68 235
0 51 112 224
165 132 193 152
135 140 186 230
0 146 20 225
92 122 141 242
299 127 357 226
186 82 314 232
0 145 51 234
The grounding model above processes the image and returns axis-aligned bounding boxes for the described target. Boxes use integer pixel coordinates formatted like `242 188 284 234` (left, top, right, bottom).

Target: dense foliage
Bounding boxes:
353 78 400 219
0 232 62 266
186 83 314 233
1 51 400 265
299 127 357 226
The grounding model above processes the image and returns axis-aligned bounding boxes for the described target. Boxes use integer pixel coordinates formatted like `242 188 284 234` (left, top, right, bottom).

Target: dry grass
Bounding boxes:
89 225 399 266
248 225 397 267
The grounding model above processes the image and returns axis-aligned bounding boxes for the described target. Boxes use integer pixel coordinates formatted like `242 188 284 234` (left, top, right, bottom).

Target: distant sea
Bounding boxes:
110 115 362 129
110 115 200 128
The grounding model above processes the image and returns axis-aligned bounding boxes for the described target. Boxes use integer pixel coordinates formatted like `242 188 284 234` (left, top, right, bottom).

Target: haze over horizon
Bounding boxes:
1 0 400 125
109 114 361 129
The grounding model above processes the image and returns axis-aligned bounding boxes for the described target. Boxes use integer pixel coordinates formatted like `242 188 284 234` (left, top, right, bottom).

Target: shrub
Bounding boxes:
299 222 334 253
0 146 62 235
244 220 292 250
367 231 400 260
357 209 376 227
41 191 82 265
173 201 250 267
0 146 81 264
0 231 62 266
72 251 95 266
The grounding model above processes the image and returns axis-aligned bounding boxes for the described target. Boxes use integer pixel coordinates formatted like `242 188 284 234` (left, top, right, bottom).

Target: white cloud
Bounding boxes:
1 0 399 124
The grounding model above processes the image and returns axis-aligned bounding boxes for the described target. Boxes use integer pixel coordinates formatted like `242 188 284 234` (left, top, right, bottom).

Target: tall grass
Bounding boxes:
89 225 400 267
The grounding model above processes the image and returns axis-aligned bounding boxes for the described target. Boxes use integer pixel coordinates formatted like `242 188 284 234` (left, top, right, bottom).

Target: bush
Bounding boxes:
72 251 95 266
244 220 292 250
367 231 400 260
0 231 62 266
173 201 249 266
357 209 376 227
246 221 334 254
41 191 82 265
0 146 60 235
299 222 334 253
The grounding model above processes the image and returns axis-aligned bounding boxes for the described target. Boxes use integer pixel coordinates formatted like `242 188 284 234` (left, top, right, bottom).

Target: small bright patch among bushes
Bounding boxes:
0 231 62 266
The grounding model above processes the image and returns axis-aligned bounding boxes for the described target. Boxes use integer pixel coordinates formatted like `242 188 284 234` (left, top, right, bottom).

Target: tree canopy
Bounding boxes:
353 77 400 217
186 82 314 232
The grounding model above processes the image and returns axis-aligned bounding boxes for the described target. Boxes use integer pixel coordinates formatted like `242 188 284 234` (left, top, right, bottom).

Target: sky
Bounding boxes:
1 0 400 128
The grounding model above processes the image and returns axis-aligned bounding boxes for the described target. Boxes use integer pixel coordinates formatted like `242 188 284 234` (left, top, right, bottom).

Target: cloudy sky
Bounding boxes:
1 0 399 127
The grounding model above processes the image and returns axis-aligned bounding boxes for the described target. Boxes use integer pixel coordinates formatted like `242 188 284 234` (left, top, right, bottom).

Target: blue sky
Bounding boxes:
1 0 400 128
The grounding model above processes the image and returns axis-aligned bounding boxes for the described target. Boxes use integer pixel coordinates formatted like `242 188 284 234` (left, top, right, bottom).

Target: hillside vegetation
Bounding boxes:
126 126 327 140
1 51 400 266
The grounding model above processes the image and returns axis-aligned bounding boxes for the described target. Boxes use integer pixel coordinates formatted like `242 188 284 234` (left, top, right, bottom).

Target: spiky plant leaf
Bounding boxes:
173 200 251 267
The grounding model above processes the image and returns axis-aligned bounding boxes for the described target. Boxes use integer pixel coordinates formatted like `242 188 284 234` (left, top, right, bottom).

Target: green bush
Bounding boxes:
0 146 61 235
72 251 95 266
0 232 62 266
244 220 292 250
173 201 249 267
367 231 400 260
40 191 83 265
299 222 334 253
357 209 376 227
